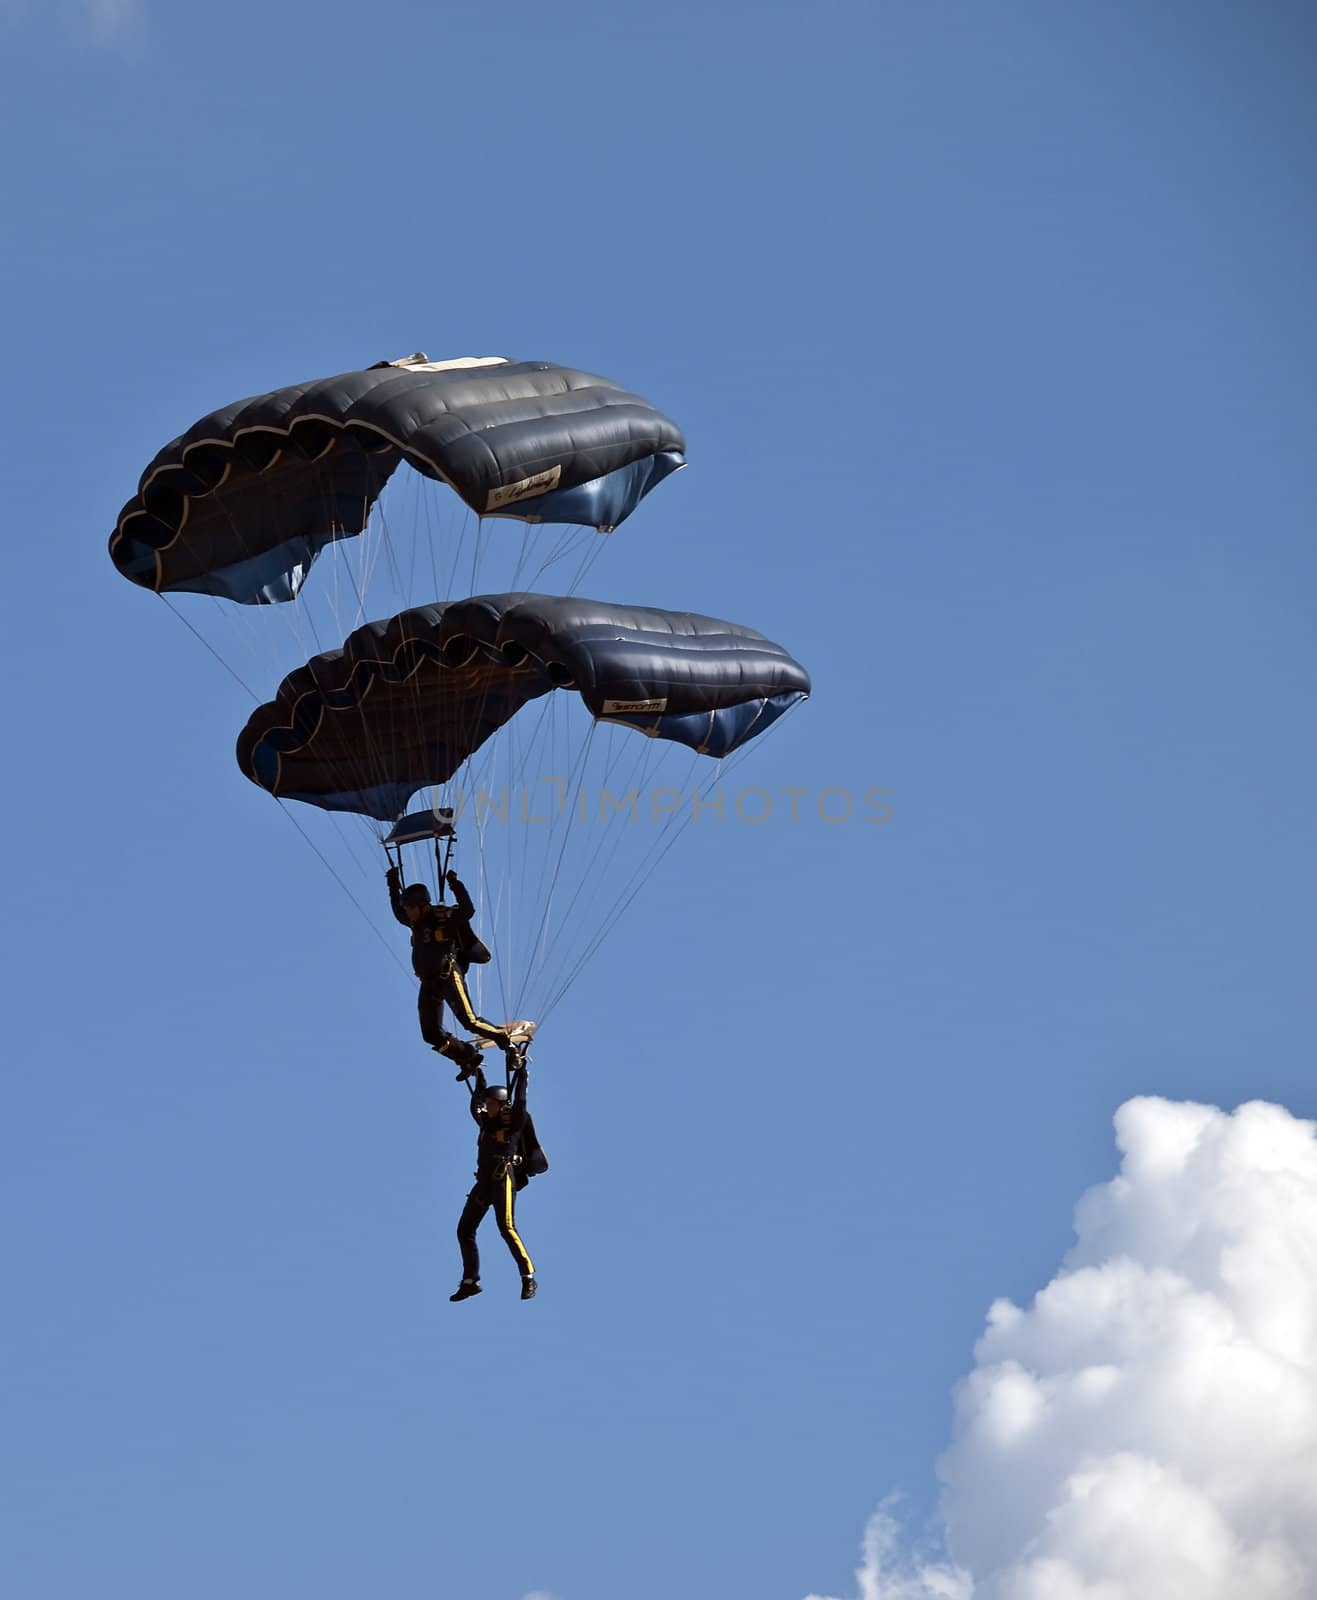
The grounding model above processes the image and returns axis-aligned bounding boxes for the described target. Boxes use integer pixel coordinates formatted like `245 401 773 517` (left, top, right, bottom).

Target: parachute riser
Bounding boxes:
436 828 456 902
382 807 458 900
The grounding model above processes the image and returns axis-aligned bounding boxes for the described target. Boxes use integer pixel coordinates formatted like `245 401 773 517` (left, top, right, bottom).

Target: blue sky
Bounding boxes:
2 4 1315 1598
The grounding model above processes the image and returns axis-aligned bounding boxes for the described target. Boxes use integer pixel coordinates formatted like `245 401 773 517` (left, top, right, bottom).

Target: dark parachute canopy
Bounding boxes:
236 594 811 821
109 355 686 605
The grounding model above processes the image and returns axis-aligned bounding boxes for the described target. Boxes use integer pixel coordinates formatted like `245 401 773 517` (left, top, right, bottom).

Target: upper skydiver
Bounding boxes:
386 866 532 1077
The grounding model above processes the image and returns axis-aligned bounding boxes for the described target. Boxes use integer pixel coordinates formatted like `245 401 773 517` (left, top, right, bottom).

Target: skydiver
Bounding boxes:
386 865 527 1078
450 1063 543 1303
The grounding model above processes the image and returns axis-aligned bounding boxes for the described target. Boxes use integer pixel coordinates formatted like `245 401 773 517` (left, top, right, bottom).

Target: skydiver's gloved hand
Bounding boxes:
386 864 401 888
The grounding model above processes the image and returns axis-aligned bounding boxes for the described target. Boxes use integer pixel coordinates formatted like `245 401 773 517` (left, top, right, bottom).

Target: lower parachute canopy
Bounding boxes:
235 594 810 821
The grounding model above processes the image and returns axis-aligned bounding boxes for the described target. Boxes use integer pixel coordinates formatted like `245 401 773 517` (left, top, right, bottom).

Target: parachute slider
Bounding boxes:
384 808 456 845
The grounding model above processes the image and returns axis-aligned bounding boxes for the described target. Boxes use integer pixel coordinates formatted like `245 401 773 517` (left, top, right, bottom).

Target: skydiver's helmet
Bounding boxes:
399 883 431 909
480 1084 510 1110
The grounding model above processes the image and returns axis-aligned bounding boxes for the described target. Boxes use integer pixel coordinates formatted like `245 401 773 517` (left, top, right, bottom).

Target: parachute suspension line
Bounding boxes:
365 486 412 623
459 700 516 1021
468 510 495 603
320 801 384 891
504 691 661 1015
538 740 762 1025
527 719 648 983
454 671 567 1021
361 490 444 873
294 494 415 835
538 723 782 1024
527 724 668 1016
509 522 535 594
442 503 473 610
439 579 611 1017
440 628 528 1020
275 799 410 979
451 682 551 1020
297 483 428 847
498 676 578 1016
428 498 475 910
468 517 481 602
175 580 395 902
506 688 560 1007
402 469 424 606
464 702 531 1023
435 826 456 902
419 478 442 631
365 476 404 619
162 519 382 904
211 480 393 902
308 512 396 896
500 518 596 597
159 595 261 703
563 526 611 599
192 478 301 695
197 586 289 724
369 490 460 877
518 716 602 1005
521 522 588 594
318 516 401 890
537 748 706 1022
529 729 682 1019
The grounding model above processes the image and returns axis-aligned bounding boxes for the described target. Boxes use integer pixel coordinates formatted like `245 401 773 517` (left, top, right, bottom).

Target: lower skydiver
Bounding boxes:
386 865 533 1077
451 1063 547 1303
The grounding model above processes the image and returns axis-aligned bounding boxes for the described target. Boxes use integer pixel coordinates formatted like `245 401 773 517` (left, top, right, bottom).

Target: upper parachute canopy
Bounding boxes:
236 593 810 820
109 354 686 604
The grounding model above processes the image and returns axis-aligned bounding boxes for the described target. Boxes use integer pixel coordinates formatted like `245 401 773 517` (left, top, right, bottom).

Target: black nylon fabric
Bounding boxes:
109 359 686 597
235 592 811 820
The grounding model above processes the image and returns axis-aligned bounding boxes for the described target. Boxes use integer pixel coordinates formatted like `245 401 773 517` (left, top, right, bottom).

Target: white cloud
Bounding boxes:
815 1097 1317 1600
806 1504 971 1600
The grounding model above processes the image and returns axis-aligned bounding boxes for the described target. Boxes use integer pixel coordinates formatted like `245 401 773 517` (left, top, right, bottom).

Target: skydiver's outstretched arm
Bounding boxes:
466 1064 489 1124
445 869 477 920
446 870 493 966
508 1066 529 1140
386 865 409 926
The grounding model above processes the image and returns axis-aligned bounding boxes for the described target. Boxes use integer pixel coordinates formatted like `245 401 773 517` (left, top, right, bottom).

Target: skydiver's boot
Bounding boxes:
450 1279 482 1302
520 1275 537 1301
444 1039 485 1082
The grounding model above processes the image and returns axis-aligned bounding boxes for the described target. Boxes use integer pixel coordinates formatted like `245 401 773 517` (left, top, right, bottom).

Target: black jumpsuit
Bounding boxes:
387 869 509 1070
457 1069 535 1283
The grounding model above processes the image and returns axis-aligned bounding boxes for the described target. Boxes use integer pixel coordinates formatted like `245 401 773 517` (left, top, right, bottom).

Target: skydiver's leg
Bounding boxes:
443 968 512 1050
457 1181 494 1282
417 979 448 1048
419 979 482 1074
494 1169 535 1280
